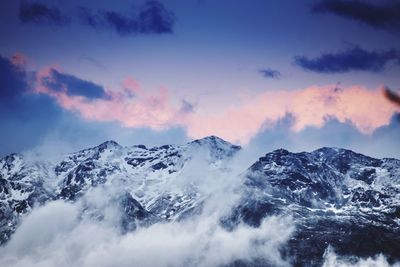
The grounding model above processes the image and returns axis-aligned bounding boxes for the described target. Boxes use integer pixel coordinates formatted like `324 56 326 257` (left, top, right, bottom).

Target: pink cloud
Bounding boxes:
34 71 183 130
185 85 399 144
122 77 144 97
32 69 400 144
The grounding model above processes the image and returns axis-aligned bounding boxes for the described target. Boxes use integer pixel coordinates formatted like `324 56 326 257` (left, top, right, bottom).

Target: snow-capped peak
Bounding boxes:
188 135 241 160
97 140 121 150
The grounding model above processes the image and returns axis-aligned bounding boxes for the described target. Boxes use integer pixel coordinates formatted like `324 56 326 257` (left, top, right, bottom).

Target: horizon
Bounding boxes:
11 134 400 162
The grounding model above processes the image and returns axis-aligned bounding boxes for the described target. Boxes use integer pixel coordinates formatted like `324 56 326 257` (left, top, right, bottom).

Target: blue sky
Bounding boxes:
0 0 399 157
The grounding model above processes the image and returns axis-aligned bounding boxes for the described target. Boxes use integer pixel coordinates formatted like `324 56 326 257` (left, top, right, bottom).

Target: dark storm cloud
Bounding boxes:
42 69 108 99
312 0 400 32
19 1 69 26
259 68 282 79
294 46 400 73
78 1 175 36
0 54 62 156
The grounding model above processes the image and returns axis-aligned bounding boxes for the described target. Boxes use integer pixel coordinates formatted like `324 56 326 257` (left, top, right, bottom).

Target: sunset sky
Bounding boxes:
1 0 400 157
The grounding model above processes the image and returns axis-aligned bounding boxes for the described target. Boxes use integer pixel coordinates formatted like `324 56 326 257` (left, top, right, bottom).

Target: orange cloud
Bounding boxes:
33 69 400 144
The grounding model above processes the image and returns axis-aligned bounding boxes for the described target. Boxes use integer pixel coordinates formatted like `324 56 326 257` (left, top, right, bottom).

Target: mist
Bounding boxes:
245 114 400 159
0 147 295 267
0 183 294 267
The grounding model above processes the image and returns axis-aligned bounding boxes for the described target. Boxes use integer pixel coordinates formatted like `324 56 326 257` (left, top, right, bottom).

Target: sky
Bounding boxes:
0 0 400 158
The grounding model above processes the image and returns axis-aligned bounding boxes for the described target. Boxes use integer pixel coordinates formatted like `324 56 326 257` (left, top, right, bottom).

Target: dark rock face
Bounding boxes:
118 192 159 232
285 221 400 266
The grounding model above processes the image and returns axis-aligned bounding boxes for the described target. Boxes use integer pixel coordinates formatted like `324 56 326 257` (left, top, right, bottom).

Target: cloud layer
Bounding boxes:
19 1 69 26
312 0 400 32
17 1 175 36
259 68 282 79
35 71 183 130
41 68 108 99
32 66 400 145
78 1 175 36
1 53 400 157
295 46 400 73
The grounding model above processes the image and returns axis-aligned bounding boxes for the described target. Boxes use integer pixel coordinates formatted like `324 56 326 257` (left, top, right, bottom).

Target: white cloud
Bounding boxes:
0 201 293 267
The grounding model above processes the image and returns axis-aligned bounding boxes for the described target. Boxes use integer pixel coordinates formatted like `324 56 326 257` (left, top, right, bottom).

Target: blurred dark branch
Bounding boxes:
383 87 400 106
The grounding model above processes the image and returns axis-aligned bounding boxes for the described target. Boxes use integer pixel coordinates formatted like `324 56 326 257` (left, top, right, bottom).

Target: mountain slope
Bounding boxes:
0 136 241 243
225 147 400 266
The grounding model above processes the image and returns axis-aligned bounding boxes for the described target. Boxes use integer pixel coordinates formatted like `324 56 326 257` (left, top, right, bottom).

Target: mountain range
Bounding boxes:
0 136 399 266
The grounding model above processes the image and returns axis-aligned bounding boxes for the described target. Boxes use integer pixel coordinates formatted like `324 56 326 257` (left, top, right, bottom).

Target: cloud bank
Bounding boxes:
78 1 175 36
41 68 108 99
1 53 400 158
243 113 400 160
33 66 400 146
17 1 175 36
19 1 69 27
312 0 400 32
295 46 400 73
35 71 182 130
259 68 282 79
